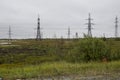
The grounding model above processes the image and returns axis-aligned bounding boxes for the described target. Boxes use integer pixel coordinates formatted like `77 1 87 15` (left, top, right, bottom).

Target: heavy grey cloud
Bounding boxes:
0 0 120 38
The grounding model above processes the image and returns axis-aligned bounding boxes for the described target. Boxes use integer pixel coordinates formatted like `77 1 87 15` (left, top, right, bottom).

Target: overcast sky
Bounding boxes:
0 0 120 39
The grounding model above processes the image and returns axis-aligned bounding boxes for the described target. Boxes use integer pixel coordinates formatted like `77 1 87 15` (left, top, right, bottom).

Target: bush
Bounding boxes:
66 38 110 62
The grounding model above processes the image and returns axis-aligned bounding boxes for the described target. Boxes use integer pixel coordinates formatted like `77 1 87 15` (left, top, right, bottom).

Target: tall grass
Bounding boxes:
0 61 120 79
0 39 120 79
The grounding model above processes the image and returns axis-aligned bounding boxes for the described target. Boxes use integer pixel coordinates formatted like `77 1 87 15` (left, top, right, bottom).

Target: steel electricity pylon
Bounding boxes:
68 27 70 39
36 15 42 40
86 13 94 37
8 26 12 41
115 16 118 38
75 32 78 39
8 26 12 44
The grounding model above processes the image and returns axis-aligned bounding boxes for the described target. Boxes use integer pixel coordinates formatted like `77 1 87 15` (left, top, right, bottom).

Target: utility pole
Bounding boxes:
115 16 118 38
68 27 70 39
86 13 94 37
8 26 12 44
36 15 42 40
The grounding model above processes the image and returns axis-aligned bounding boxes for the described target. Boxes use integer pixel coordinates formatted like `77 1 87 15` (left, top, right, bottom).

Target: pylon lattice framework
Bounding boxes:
86 13 94 37
9 26 12 40
68 27 70 39
115 16 118 38
36 16 41 40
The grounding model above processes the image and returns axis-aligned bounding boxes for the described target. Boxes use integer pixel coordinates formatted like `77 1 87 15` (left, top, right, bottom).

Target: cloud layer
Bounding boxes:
0 0 120 38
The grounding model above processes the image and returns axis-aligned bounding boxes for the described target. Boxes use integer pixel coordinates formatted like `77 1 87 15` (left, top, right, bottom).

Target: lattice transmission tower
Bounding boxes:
115 16 118 38
75 32 78 39
36 15 42 40
86 13 94 37
8 26 12 41
8 26 12 44
68 27 71 39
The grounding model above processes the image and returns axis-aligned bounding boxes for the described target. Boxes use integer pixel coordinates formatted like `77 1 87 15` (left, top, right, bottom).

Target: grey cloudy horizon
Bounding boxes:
0 0 120 39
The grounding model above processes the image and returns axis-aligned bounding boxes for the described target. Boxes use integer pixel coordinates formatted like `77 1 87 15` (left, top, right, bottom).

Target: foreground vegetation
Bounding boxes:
0 61 120 79
0 37 120 79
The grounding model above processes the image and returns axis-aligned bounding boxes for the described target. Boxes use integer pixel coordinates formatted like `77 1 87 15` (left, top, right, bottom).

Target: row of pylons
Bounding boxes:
36 13 119 40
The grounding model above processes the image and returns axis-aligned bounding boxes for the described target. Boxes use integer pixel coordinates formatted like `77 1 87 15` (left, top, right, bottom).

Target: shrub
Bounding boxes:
66 38 110 62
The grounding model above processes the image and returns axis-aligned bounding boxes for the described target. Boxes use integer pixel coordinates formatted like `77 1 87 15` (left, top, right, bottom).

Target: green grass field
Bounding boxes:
0 61 120 79
0 38 120 79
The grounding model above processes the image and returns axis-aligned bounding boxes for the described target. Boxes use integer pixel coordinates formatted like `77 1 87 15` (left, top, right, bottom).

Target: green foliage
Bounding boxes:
66 38 110 62
0 38 120 64
0 39 120 79
25 55 60 64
